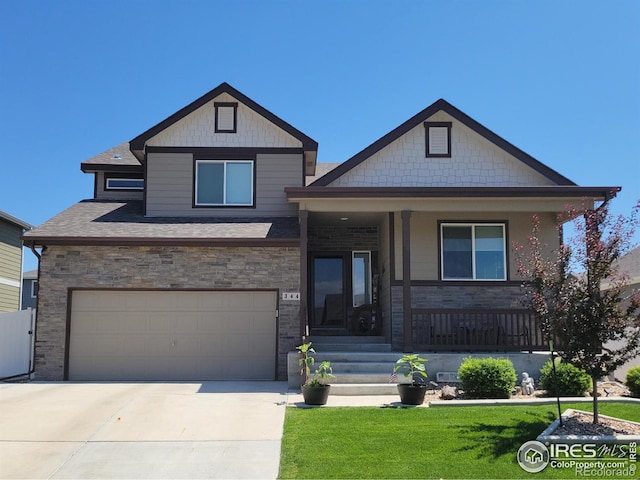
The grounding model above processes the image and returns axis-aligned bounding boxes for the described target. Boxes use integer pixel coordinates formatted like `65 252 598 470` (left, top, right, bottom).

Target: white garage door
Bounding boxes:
68 290 277 381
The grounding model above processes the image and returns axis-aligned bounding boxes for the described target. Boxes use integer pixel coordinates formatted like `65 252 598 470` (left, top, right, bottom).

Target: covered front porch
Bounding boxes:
294 205 552 354
287 186 610 354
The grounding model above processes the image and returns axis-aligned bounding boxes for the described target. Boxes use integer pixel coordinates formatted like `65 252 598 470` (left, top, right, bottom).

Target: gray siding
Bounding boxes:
21 279 37 310
145 152 302 217
94 172 144 201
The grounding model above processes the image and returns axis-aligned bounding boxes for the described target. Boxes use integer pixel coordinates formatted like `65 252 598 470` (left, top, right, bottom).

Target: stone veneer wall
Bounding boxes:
391 284 526 349
35 245 300 380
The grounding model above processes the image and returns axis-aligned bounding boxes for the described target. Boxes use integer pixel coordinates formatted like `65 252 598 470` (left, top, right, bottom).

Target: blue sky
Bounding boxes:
1 1 639 272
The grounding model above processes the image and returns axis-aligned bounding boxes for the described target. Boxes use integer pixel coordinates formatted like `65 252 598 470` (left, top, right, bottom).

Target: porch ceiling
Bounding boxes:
286 186 620 215
309 211 386 226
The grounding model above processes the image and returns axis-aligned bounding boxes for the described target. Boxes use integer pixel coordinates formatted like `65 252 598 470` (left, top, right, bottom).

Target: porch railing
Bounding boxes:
411 308 548 353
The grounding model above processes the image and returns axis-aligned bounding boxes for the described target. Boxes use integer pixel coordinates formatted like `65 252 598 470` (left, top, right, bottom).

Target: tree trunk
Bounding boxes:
592 374 599 424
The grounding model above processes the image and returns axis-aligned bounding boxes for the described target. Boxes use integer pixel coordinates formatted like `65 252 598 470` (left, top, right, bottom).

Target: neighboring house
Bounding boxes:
0 210 32 312
605 245 640 381
23 83 620 382
21 269 38 310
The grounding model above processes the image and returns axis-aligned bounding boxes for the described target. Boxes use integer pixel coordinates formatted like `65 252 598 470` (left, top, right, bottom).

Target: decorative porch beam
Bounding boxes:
299 209 309 340
401 210 412 352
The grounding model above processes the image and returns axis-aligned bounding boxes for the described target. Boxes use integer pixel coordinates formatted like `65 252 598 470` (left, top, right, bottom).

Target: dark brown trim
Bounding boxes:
286 186 621 199
391 280 524 287
148 146 304 156
192 158 257 209
143 152 148 216
424 121 452 158
388 212 396 283
310 98 576 186
214 102 238 133
63 289 73 380
146 147 304 158
64 287 280 381
299 210 309 339
93 174 98 199
129 82 318 156
81 163 143 174
401 210 412 352
23 237 300 248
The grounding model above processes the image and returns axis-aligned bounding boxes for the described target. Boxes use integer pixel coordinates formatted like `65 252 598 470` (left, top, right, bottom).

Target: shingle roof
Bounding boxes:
305 162 340 185
23 200 299 246
80 142 142 172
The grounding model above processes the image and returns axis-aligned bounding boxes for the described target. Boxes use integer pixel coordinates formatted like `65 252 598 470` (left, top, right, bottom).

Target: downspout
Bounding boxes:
0 244 41 382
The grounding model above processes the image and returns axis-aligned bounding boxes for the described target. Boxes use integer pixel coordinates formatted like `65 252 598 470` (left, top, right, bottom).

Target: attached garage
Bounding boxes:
67 290 277 381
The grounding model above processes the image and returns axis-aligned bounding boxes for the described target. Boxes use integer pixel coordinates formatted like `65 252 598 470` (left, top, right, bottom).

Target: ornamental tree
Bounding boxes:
515 198 640 423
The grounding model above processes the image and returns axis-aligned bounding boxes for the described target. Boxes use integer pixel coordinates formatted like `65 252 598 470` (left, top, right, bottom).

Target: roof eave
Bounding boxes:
0 210 33 230
286 186 621 200
22 236 300 248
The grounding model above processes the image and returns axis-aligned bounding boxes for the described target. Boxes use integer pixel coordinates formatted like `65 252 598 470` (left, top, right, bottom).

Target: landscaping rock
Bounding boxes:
440 385 457 400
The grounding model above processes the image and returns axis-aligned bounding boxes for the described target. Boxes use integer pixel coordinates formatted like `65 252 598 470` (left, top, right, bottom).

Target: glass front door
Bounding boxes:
311 256 347 330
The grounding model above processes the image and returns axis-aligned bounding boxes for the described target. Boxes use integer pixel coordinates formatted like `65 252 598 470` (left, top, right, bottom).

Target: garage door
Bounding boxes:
68 290 277 381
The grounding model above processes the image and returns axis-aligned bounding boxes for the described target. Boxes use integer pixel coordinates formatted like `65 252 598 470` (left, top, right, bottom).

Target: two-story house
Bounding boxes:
0 210 32 312
23 83 619 382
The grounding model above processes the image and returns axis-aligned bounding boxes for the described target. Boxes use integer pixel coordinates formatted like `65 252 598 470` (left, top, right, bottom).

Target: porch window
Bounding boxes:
441 223 506 280
195 160 254 206
352 251 371 307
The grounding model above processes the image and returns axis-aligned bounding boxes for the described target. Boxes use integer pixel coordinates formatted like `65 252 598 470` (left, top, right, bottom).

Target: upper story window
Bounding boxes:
215 102 238 133
195 159 254 207
30 280 38 298
424 121 452 157
440 223 506 281
105 176 144 190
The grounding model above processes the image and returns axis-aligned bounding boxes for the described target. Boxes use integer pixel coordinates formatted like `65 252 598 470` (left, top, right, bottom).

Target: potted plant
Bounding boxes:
394 354 428 405
297 342 335 405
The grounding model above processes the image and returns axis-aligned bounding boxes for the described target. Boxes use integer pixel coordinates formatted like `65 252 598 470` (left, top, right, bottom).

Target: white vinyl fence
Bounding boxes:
0 308 35 379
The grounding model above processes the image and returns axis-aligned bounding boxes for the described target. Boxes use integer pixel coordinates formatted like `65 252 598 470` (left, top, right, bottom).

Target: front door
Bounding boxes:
310 255 348 333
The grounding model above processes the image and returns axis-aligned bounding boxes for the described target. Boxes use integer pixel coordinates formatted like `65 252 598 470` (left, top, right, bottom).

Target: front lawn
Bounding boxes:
279 402 640 479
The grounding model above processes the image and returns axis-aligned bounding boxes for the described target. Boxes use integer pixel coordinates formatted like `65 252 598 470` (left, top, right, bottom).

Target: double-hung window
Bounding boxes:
195 160 254 206
441 223 506 280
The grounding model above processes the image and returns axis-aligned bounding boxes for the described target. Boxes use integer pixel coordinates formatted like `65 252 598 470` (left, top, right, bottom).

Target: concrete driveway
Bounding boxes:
0 381 289 479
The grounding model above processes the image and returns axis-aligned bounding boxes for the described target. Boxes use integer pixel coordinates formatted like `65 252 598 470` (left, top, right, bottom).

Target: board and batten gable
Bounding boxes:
146 152 302 217
0 221 24 312
328 111 557 188
146 92 303 149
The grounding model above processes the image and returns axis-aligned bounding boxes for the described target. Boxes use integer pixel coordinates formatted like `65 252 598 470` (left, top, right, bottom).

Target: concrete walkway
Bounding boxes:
0 382 289 480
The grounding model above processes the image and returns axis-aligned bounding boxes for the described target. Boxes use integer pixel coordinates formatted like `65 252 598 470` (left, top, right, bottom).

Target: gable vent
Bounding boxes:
215 102 238 133
425 121 452 158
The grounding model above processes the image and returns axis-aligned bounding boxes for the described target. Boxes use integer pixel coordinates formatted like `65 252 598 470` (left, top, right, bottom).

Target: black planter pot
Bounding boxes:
302 384 331 405
397 383 427 405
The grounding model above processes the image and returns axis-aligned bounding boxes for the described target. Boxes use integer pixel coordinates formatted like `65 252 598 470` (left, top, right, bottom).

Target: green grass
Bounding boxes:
279 402 640 479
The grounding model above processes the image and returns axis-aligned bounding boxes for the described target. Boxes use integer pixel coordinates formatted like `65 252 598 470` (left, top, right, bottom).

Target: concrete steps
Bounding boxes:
309 336 400 396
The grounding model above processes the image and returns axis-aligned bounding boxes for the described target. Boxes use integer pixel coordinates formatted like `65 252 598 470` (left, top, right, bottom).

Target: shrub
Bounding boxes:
626 366 640 397
457 357 517 399
539 360 592 397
